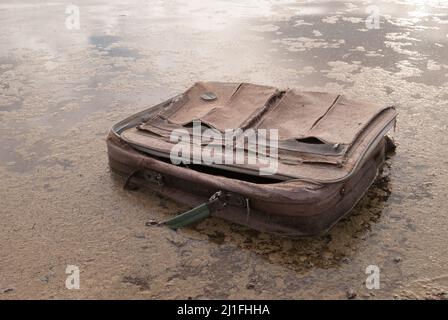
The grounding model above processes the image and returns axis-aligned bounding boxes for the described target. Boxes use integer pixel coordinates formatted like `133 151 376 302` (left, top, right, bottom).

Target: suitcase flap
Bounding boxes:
118 82 396 182
141 82 280 132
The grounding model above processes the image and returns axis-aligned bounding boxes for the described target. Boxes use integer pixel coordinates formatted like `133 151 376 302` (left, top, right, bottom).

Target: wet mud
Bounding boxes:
0 0 447 299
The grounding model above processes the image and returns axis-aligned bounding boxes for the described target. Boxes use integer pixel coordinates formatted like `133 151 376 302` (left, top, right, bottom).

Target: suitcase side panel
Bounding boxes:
107 133 386 236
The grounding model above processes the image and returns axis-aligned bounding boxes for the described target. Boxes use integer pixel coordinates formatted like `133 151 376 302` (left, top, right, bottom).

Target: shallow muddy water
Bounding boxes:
0 0 447 299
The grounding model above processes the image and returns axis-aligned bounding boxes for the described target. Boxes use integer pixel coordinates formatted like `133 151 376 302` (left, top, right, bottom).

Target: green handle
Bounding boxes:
162 203 212 229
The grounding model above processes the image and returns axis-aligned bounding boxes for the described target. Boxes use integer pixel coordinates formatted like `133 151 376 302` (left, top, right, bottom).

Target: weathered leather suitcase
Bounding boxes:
107 82 396 236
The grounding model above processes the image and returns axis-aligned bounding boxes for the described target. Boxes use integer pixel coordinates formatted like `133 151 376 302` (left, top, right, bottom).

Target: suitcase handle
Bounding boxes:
122 170 247 230
161 191 228 230
123 170 225 229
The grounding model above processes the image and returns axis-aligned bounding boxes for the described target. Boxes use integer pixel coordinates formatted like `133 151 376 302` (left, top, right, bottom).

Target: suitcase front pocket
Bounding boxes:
255 90 393 164
158 82 280 132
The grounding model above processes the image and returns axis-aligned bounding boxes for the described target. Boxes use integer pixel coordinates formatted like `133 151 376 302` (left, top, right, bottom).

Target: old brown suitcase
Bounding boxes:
107 82 396 236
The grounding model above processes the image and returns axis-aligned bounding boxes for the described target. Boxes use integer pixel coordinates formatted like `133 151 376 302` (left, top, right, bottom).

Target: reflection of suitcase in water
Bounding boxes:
107 82 397 236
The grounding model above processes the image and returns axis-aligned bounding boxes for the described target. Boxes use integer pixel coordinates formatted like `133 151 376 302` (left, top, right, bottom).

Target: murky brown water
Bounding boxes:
1 0 447 299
